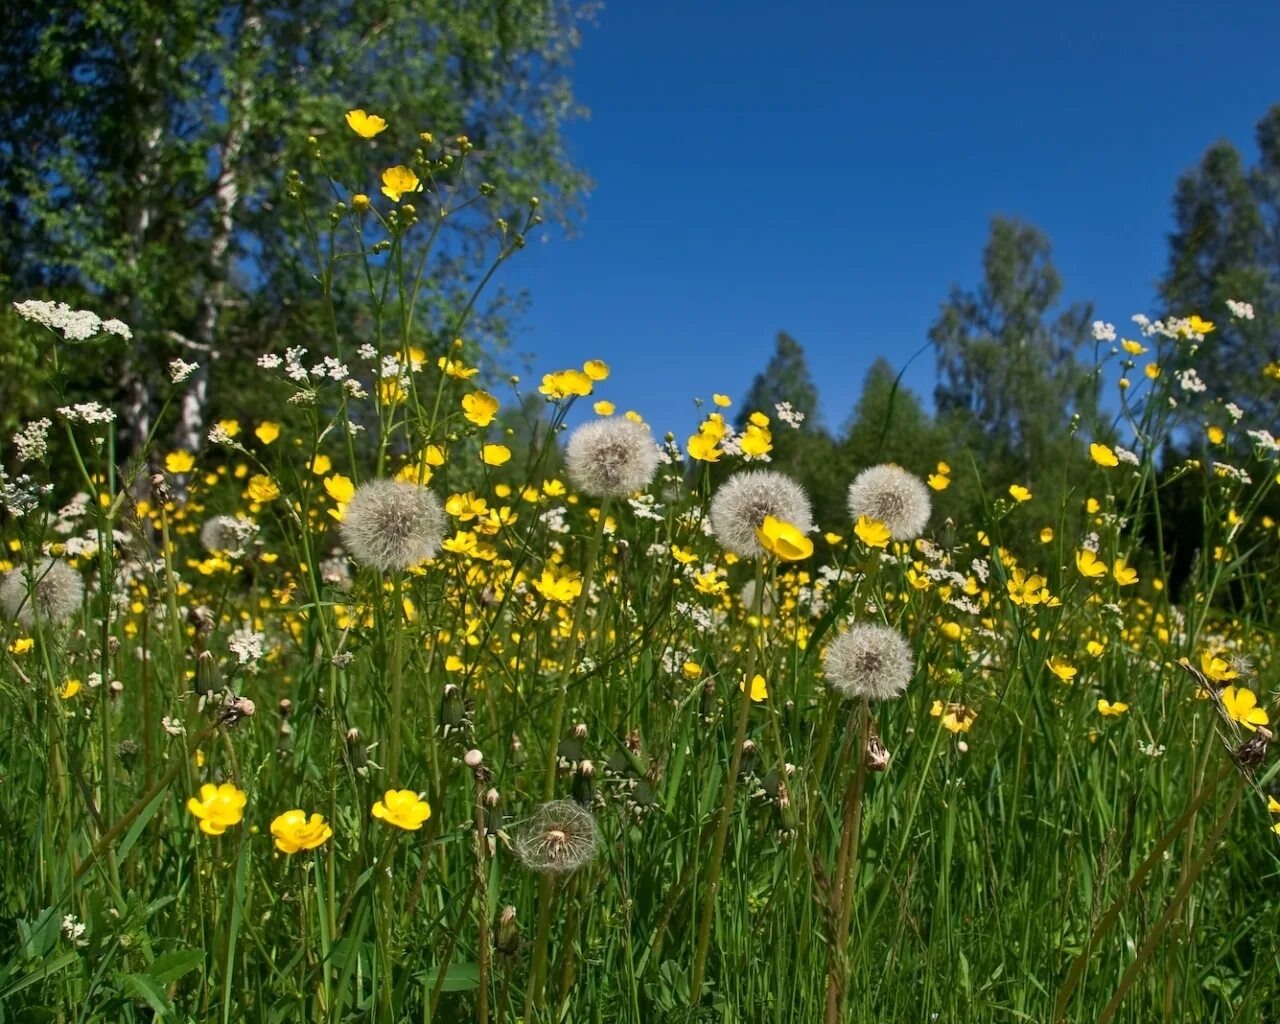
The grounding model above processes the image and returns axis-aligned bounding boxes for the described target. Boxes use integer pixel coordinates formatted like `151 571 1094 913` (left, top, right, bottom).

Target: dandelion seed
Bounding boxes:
709 469 813 558
0 559 83 628
823 623 914 702
339 479 445 571
513 799 600 875
846 464 931 541
564 417 660 498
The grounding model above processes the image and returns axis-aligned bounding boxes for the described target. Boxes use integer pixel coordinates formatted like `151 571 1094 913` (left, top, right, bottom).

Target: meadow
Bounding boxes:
1 118 1279 1024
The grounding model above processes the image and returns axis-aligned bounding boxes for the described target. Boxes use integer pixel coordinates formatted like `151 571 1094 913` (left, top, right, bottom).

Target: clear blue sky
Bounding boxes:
503 0 1279 438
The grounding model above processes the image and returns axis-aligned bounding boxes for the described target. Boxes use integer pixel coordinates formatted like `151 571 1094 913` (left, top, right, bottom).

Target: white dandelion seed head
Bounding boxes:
564 417 661 498
513 799 600 875
338 479 445 572
199 515 257 557
709 469 813 558
823 623 914 702
846 464 931 540
1 558 84 627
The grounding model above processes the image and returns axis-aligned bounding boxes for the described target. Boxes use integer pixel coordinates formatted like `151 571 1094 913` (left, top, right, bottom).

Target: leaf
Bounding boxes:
144 948 205 987
117 787 169 863
0 952 79 1001
116 970 174 1015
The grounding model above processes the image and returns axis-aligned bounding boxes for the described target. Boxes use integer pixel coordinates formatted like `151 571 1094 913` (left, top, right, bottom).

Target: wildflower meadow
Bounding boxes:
3 97 1280 1024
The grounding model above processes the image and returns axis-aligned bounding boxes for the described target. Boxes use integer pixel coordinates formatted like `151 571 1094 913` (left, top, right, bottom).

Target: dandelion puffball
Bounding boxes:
846 464 931 540
1 558 84 628
823 623 914 702
338 479 445 572
513 799 600 875
564 417 660 498
709 469 813 558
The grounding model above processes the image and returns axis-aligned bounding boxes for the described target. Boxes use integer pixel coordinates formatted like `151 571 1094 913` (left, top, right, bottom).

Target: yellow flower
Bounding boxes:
930 700 976 734
371 790 432 830
380 165 421 202
165 451 196 474
1121 339 1147 355
270 810 333 854
532 565 582 603
692 570 728 597
739 674 768 702
255 422 281 445
1187 314 1215 335
927 472 950 491
352 193 371 211
1144 363 1161 380
187 782 247 836
462 390 500 427
712 393 731 407
1006 568 1049 606
686 430 723 463
593 400 615 416
324 474 355 504
1199 650 1239 683
1111 559 1138 586
1206 425 1224 445
671 545 699 565
1008 484 1032 503
1046 657 1077 682
309 454 332 476
247 475 280 502
853 515 891 549
438 355 480 380
345 109 388 138
1097 699 1129 717
8 637 33 655
1220 686 1268 731
582 359 610 381
1089 443 1119 467
445 491 489 521
1038 526 1054 543
739 423 772 458
538 369 593 399
1075 549 1107 579
59 679 82 699
755 515 813 561
217 419 241 438
480 444 511 467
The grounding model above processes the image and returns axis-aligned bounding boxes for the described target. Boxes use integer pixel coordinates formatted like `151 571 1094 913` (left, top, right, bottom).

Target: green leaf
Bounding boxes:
144 948 205 987
116 970 174 1015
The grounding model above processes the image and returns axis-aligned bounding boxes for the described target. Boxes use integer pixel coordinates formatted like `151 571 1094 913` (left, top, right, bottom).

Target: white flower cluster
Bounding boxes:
1176 368 1206 393
57 401 116 425
61 914 87 944
228 626 266 668
1213 462 1252 484
14 299 131 342
12 418 52 462
539 506 570 534
169 359 199 383
1246 429 1278 454
1113 445 1139 466
207 424 234 445
774 401 805 428
1225 299 1254 320
1091 320 1117 342
0 466 52 516
627 495 665 522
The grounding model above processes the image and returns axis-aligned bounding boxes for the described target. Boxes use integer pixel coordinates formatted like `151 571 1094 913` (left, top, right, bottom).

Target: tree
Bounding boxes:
1159 105 1280 420
0 0 595 457
736 331 821 432
930 217 1096 487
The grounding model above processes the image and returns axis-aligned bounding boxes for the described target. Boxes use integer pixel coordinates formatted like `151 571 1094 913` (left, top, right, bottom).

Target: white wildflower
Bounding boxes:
169 359 199 384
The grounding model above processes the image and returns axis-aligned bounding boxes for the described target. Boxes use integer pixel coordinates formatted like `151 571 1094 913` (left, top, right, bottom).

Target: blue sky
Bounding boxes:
503 0 1279 438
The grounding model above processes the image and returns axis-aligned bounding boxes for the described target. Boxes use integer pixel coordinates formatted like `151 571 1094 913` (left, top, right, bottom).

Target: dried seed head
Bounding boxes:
564 417 661 498
823 623 914 702
339 479 445 572
846 464 931 540
513 799 600 875
0 558 84 627
709 469 813 558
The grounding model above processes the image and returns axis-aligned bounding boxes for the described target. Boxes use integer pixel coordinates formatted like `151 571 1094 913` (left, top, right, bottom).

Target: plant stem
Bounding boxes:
825 697 870 1024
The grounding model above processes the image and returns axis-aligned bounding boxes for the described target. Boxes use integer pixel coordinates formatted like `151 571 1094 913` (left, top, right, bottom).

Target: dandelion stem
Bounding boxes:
523 874 557 1016
541 498 610 802
825 697 870 1024
690 556 766 1000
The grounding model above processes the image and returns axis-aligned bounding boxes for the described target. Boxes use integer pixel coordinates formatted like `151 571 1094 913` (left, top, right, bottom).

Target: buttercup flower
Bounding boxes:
755 515 813 561
345 109 388 137
846 464 930 540
381 165 421 201
564 417 660 498
1220 687 1268 731
187 783 247 836
710 469 813 558
372 789 432 830
270 810 334 854
823 623 914 702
